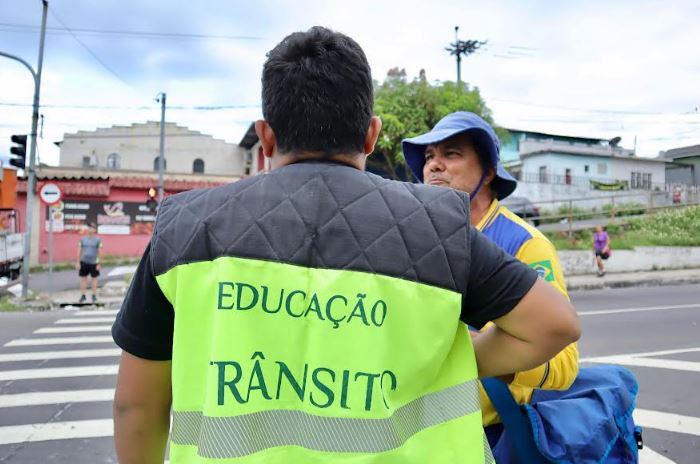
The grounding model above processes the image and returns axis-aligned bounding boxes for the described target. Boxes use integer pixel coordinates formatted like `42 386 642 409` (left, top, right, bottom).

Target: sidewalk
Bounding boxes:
567 267 700 291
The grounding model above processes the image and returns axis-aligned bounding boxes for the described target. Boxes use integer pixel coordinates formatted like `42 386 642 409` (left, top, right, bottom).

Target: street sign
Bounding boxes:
39 182 62 205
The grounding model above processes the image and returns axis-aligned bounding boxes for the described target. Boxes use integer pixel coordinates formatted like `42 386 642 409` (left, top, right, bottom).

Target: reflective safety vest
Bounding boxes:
152 162 494 463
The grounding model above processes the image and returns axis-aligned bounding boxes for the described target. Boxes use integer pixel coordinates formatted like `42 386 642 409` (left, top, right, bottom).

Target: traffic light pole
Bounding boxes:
0 1 48 298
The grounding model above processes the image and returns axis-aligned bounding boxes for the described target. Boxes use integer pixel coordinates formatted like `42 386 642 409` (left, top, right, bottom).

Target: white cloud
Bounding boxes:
1 0 699 168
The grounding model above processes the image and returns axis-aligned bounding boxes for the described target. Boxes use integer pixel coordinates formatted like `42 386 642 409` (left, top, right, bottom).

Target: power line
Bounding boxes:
0 22 262 41
489 98 667 115
47 7 136 91
0 102 260 110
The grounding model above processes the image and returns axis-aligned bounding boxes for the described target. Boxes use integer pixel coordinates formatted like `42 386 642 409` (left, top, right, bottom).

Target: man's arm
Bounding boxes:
97 240 104 269
463 227 580 379
113 351 171 463
76 241 82 270
473 278 580 378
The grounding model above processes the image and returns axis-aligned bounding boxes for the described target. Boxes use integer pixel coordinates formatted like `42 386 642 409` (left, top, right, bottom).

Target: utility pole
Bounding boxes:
445 26 487 86
156 92 166 203
0 0 48 298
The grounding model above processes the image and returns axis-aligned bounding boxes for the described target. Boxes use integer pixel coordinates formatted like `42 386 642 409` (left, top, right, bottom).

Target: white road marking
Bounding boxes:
635 409 700 437
0 348 120 363
639 447 676 463
0 419 113 446
108 265 137 277
34 325 112 334
55 317 115 324
73 309 119 316
578 303 700 316
0 365 117 381
581 347 700 362
4 336 114 347
583 356 700 373
0 389 114 408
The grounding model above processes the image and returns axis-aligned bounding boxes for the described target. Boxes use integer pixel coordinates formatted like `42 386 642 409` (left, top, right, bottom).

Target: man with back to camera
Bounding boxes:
112 27 580 464
76 222 102 304
403 111 579 448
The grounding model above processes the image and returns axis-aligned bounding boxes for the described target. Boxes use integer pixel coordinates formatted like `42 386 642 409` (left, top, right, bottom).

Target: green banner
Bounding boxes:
590 179 628 191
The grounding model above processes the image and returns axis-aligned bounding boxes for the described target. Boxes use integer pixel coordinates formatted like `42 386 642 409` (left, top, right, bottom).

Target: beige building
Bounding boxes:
57 121 250 176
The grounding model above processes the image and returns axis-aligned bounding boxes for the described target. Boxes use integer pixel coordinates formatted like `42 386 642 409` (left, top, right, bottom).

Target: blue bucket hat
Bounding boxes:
402 111 517 200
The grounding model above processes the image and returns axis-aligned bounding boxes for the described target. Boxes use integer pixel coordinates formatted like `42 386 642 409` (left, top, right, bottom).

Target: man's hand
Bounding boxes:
75 262 80 271
95 263 101 271
113 351 172 464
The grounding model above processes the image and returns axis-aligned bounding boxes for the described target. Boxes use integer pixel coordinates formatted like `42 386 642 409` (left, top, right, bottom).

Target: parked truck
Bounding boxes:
0 231 23 280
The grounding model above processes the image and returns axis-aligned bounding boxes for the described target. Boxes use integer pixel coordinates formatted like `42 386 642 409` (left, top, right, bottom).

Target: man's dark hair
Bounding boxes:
262 26 373 156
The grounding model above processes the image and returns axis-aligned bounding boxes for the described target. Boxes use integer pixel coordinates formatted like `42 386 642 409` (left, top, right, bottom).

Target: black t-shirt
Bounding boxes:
112 227 538 361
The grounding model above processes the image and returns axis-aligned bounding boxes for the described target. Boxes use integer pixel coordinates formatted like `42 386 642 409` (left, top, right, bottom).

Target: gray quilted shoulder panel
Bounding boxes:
151 162 471 293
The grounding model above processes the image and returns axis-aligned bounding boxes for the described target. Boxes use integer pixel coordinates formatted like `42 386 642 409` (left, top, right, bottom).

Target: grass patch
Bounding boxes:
30 255 140 274
546 205 700 249
0 296 23 312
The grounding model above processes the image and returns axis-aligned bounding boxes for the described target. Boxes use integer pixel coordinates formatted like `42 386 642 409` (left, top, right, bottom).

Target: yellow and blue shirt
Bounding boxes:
476 199 579 426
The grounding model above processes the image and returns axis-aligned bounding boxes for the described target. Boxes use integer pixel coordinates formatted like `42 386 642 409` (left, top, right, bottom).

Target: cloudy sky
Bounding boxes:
1 0 699 167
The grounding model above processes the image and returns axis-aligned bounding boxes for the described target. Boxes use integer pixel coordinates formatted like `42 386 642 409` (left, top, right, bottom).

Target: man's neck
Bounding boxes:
270 151 365 171
469 190 494 227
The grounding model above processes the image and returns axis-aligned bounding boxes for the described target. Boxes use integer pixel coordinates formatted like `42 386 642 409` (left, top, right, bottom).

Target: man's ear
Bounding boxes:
363 116 382 155
484 165 496 184
255 120 277 158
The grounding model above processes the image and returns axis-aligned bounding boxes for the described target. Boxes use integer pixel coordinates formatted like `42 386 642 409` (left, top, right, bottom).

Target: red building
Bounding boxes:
17 167 239 265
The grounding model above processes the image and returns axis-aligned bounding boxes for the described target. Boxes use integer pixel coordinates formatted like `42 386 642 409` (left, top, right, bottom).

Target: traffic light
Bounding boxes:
9 135 27 169
146 187 158 212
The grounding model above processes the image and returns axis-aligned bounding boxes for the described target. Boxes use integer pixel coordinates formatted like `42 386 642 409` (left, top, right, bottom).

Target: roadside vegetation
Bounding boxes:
546 205 700 250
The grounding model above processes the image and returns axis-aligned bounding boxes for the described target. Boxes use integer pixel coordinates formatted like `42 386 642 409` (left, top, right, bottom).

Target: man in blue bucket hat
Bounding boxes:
403 111 579 447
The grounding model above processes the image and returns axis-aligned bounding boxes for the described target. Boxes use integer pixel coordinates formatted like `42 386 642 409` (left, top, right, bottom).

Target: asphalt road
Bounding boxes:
0 284 698 462
27 266 128 294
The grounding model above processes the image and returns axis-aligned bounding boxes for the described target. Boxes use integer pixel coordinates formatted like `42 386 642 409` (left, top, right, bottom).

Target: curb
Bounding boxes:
568 276 700 291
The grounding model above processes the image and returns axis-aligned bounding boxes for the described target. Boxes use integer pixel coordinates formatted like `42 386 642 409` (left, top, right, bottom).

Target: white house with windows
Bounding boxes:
507 137 669 208
56 121 249 176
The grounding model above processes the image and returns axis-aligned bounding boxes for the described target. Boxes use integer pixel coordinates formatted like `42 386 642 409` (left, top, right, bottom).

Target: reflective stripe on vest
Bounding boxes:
158 256 487 463
172 379 479 457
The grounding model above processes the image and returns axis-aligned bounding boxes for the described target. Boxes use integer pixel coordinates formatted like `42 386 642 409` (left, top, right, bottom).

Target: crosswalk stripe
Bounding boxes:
584 356 700 373
0 389 114 408
73 309 119 316
0 419 113 446
4 336 114 347
0 348 120 363
34 326 112 334
639 447 677 463
635 409 700 437
55 317 115 324
0 365 117 381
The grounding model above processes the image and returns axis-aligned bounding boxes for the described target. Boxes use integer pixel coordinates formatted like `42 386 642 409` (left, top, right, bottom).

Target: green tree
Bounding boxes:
370 68 506 180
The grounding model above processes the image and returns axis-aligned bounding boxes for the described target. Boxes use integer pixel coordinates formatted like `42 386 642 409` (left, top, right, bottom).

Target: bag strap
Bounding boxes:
482 377 549 463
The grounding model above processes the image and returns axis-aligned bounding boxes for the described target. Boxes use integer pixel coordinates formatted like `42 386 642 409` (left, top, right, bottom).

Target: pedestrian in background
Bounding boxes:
593 225 610 277
77 223 102 303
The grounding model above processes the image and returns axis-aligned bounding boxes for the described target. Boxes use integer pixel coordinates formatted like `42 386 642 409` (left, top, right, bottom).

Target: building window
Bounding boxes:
153 156 166 172
107 153 121 169
584 165 589 173
565 168 572 185
538 166 547 183
630 171 651 189
193 158 205 173
82 156 91 167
